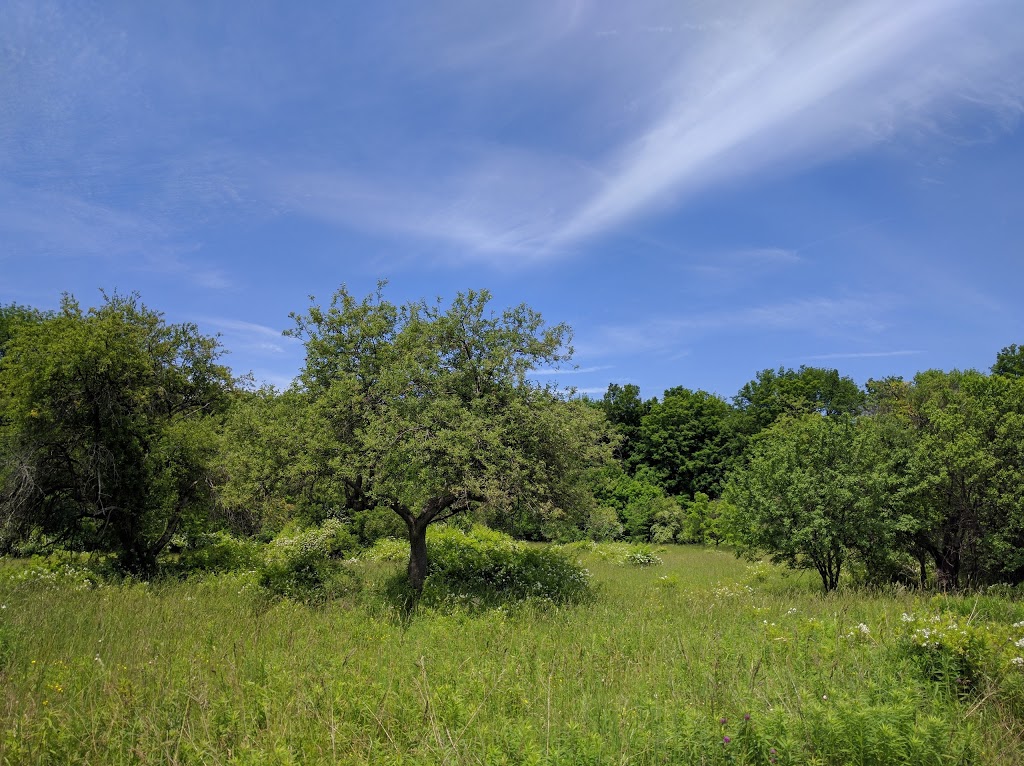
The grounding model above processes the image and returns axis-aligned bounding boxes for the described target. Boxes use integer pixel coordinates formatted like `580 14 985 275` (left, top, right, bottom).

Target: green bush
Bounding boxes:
624 544 663 567
176 531 263 574
257 519 361 604
420 525 592 607
895 610 994 694
362 536 409 563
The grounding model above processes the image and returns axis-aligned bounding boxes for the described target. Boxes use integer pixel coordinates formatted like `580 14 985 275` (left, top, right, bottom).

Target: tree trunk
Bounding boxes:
407 516 429 593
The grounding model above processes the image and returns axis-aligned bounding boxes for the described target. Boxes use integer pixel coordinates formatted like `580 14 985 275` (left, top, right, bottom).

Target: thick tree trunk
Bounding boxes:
407 517 429 593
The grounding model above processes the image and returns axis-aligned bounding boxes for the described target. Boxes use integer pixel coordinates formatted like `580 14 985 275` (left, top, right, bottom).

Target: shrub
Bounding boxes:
175 531 263 574
419 525 592 607
624 544 663 567
363 536 409 563
257 519 361 604
895 611 994 694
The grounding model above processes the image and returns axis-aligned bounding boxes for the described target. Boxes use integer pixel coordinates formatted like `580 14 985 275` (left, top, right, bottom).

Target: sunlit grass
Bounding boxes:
2 546 1024 764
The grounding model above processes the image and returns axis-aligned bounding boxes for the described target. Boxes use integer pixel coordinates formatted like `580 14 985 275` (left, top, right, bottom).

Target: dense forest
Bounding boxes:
1 288 1022 595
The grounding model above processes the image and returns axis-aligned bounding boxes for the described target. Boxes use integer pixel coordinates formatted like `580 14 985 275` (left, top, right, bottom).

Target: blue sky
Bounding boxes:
2 1 1022 399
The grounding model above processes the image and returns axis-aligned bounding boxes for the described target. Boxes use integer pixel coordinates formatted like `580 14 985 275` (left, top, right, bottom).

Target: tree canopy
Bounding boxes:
288 284 611 591
0 293 233 574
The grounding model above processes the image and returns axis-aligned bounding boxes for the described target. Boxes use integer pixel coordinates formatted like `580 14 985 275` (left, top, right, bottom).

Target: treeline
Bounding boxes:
1 290 1022 593
591 356 1024 592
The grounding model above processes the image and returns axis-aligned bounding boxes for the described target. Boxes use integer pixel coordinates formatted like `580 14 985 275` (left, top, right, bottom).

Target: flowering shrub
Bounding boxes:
896 611 993 693
419 525 592 607
623 545 663 567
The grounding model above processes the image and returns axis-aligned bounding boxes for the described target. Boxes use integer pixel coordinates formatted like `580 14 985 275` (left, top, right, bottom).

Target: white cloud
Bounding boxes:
200 317 299 355
801 350 923 361
575 296 890 358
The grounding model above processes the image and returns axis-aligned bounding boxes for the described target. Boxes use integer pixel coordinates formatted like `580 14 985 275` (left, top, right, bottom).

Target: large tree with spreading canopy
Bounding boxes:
288 284 610 592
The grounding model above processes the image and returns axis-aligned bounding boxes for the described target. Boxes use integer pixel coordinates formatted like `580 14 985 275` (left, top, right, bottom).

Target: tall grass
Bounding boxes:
2 546 1024 764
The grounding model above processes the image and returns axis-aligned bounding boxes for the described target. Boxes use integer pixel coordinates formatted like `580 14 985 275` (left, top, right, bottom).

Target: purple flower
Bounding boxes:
770 747 778 755
744 713 751 721
723 736 731 744
720 717 728 725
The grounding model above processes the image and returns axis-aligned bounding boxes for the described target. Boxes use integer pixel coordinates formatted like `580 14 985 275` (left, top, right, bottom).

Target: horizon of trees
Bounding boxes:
1 291 1022 593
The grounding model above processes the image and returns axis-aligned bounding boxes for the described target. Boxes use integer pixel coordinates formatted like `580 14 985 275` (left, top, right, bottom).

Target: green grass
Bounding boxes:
3 546 1024 764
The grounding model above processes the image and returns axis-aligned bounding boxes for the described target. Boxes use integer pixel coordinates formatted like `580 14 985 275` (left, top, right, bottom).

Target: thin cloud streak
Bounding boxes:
575 296 890 359
550 0 1023 249
802 350 924 361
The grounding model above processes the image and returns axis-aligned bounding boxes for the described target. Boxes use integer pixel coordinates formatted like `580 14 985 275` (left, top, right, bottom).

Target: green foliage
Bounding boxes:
734 365 865 434
895 610 994 694
175 531 263 574
899 369 1024 587
726 414 892 591
257 519 360 603
599 383 653 467
993 343 1024 379
634 386 735 498
0 293 233 575
623 545 663 567
362 535 409 562
418 525 592 607
584 505 624 542
289 283 612 591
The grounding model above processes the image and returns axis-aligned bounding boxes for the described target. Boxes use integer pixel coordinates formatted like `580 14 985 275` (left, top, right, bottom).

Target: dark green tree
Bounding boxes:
633 387 734 498
0 293 233 574
900 369 1024 587
993 344 1024 379
599 383 653 468
733 366 865 434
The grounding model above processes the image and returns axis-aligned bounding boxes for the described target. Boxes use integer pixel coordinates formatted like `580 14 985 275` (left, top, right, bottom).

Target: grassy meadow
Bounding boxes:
3 544 1024 765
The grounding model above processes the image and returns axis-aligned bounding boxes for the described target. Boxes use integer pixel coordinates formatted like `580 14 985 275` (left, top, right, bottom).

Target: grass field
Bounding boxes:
2 544 1024 764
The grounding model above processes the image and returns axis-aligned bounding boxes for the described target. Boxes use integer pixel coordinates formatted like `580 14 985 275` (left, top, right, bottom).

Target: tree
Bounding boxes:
289 284 611 592
633 387 734 498
725 414 890 591
733 366 865 434
993 344 1024 379
900 369 1024 587
599 383 653 468
0 293 233 575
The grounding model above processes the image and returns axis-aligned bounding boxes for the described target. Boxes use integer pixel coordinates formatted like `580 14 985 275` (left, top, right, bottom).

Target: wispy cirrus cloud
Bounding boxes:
200 318 299 355
801 350 924 361
575 296 891 359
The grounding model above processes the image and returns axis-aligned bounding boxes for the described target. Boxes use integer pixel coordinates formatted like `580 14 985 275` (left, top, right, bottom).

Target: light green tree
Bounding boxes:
725 414 890 591
288 284 611 592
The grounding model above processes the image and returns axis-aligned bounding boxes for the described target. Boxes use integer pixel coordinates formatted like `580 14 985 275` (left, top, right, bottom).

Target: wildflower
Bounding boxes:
901 613 913 622
1015 638 1024 648
1013 657 1024 666
744 713 751 721
858 623 870 635
720 717 727 725
723 736 731 744
1013 621 1024 628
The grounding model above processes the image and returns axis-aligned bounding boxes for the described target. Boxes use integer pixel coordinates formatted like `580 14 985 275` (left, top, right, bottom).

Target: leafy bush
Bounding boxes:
895 611 994 694
419 525 592 607
257 519 361 604
624 545 663 567
175 531 263 574
363 536 409 563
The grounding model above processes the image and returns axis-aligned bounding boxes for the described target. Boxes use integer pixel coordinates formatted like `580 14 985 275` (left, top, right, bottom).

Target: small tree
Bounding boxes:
289 284 611 592
0 293 232 574
725 414 889 591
